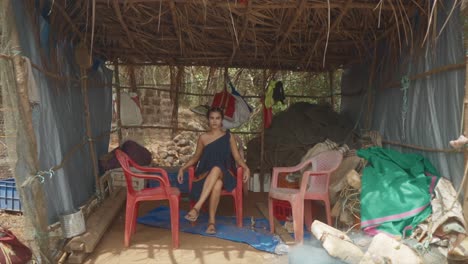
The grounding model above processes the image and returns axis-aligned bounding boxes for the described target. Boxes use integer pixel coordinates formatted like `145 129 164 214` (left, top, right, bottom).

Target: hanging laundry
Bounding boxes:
211 90 236 121
263 100 273 129
114 92 143 126
265 81 276 108
223 82 253 129
273 81 285 104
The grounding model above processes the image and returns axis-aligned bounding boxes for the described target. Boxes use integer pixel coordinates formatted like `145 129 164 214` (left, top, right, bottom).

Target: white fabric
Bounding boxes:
117 92 143 126
223 94 252 129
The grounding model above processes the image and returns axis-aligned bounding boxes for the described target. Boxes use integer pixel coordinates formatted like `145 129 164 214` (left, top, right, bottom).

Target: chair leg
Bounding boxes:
324 199 332 226
124 200 135 247
291 199 304 244
131 202 140 235
236 194 243 228
268 197 275 234
304 200 313 232
169 196 180 249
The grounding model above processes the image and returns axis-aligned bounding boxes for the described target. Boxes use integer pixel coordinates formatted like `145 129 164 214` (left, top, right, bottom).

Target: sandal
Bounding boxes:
206 223 216 234
184 207 199 222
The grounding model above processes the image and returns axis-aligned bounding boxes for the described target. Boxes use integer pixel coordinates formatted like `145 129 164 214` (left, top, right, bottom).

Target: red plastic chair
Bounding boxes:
115 149 180 248
268 150 343 243
188 166 244 227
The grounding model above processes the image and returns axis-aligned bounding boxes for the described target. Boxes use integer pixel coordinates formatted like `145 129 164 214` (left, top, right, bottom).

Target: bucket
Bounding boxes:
60 210 86 238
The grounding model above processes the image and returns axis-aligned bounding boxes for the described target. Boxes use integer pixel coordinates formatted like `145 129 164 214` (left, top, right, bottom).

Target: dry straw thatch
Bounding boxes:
45 0 457 71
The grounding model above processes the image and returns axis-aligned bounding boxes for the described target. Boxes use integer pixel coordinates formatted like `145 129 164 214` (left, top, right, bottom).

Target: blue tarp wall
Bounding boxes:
11 2 113 223
341 5 465 188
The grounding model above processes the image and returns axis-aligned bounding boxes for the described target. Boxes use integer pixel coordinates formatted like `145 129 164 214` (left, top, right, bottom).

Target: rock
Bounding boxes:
168 150 178 157
173 134 183 143
311 220 353 242
322 233 364 264
177 139 189 147
180 146 192 155
165 156 174 164
359 233 423 264
160 152 168 159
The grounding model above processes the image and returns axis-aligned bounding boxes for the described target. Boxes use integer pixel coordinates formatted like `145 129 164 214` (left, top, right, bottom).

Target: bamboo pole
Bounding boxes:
112 84 333 99
259 70 267 193
462 27 468 223
6 1 51 261
329 70 335 109
171 66 182 137
80 68 101 198
114 62 123 144
121 124 260 134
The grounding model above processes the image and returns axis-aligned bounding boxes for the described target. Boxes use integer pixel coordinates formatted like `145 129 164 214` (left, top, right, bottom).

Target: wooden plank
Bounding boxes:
256 202 295 245
66 251 88 264
65 188 126 253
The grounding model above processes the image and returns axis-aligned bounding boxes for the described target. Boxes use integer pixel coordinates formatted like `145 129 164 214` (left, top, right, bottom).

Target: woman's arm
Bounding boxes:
229 135 250 182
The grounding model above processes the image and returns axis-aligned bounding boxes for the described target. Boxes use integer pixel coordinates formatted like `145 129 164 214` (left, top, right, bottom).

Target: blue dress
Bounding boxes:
190 131 237 201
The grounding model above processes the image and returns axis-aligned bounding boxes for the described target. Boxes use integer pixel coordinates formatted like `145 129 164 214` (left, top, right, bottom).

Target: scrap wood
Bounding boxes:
256 202 295 245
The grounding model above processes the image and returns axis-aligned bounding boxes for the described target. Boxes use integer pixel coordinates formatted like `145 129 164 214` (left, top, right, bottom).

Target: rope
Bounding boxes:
20 128 118 187
400 73 410 141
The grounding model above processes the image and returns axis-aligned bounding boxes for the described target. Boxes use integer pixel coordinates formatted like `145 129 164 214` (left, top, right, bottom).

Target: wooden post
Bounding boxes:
365 42 378 130
462 23 468 223
259 70 267 193
114 62 122 144
80 68 101 198
329 70 335 109
6 1 51 261
171 66 182 137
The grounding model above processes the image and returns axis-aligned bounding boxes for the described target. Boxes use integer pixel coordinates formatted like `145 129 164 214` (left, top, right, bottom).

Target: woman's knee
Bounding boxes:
208 166 222 178
213 179 223 191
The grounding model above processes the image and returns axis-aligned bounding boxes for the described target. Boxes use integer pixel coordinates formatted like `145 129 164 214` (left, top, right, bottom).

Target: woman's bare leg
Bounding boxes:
208 179 223 224
190 167 222 215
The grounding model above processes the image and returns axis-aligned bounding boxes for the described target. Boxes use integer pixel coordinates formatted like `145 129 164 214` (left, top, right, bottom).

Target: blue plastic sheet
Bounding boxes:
138 206 282 253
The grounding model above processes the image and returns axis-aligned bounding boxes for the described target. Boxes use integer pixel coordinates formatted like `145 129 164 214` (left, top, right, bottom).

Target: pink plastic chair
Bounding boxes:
268 150 343 243
115 149 180 248
188 166 244 227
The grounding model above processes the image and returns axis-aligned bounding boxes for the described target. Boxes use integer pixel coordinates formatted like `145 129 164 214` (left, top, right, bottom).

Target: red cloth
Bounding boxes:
211 91 236 121
0 229 32 264
263 104 272 128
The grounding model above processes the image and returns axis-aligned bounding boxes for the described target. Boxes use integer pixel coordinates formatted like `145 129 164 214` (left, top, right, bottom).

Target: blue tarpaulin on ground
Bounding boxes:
138 206 282 253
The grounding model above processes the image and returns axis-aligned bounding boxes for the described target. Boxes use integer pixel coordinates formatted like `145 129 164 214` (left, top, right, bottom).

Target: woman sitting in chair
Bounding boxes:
177 107 250 234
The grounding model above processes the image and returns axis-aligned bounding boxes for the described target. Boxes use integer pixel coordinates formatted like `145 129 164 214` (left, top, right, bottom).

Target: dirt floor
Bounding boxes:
84 192 289 264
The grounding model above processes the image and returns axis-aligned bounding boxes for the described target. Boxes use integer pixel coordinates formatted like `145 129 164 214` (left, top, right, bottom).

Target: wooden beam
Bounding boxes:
96 0 414 10
462 21 468 225
79 68 101 199
169 1 184 55
303 0 354 68
228 0 251 64
269 0 307 58
112 0 135 48
114 62 122 144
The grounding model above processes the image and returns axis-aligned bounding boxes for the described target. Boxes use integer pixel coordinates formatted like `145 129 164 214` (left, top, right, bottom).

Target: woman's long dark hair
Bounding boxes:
206 107 224 119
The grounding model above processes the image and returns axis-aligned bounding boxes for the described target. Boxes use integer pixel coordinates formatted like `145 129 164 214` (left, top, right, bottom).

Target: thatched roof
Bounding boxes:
49 0 443 71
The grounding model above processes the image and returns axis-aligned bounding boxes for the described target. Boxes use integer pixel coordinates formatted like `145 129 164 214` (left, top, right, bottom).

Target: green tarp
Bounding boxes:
358 147 440 236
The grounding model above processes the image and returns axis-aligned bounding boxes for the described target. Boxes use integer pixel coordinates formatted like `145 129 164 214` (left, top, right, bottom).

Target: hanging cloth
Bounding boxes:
265 81 276 108
211 90 236 121
223 81 253 129
273 81 285 104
